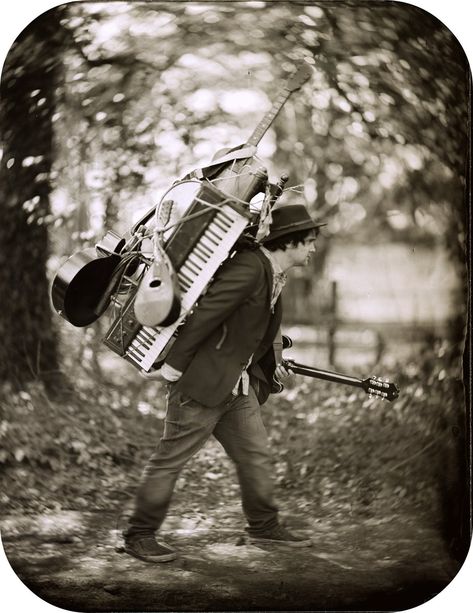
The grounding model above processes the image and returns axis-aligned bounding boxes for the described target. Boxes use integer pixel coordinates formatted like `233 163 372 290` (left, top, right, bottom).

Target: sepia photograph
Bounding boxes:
0 1 470 611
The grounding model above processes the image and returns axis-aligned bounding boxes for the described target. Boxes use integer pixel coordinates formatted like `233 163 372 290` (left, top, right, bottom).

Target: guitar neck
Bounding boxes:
247 89 291 147
284 360 364 390
282 358 400 401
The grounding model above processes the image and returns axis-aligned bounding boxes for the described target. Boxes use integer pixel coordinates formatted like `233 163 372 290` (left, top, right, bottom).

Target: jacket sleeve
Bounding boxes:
164 251 264 373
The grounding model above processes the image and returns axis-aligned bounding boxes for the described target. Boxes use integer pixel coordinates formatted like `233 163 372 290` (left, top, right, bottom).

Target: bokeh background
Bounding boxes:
0 0 470 602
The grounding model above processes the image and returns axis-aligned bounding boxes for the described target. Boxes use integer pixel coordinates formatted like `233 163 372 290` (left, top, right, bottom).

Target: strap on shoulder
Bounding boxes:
273 327 283 366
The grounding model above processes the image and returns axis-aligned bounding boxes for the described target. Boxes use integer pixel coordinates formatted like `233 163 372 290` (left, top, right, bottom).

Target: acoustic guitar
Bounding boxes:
275 358 400 402
50 230 127 327
50 247 122 327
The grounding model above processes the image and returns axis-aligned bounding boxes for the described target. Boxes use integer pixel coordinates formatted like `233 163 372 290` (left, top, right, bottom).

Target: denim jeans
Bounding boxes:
125 383 279 539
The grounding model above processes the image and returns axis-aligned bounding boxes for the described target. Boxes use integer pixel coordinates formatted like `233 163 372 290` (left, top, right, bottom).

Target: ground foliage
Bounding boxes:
1 337 468 560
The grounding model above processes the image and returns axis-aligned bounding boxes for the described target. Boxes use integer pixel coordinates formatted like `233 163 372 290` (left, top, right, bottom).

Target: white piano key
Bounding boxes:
213 217 230 231
189 250 207 264
196 239 213 255
184 259 201 275
200 235 219 252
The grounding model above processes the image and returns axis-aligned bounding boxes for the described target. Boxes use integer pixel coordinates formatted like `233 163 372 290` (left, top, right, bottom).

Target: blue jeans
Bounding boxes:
125 384 279 539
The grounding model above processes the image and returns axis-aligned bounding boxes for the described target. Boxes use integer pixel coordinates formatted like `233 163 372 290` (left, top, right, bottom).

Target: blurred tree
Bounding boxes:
1 1 469 385
52 2 468 262
0 7 70 389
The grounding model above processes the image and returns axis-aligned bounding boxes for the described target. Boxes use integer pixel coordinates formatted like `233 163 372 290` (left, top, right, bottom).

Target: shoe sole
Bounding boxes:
124 546 177 563
248 537 313 548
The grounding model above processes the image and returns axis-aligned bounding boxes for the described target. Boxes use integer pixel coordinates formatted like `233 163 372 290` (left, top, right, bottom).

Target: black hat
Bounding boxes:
261 204 327 243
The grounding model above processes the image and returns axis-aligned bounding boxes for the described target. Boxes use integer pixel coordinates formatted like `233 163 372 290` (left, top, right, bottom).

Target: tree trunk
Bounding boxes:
0 8 68 390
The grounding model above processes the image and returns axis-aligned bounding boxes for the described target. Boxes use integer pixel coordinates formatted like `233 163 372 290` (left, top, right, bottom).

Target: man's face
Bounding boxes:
289 232 318 267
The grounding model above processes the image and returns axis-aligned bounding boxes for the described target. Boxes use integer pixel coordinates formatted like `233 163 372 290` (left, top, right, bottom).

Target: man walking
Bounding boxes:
124 203 325 563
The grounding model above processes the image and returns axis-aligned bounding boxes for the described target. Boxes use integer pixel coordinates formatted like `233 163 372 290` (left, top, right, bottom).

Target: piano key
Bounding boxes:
200 235 219 251
141 327 157 341
136 335 153 350
206 225 223 239
195 242 212 258
130 341 146 357
177 277 191 291
213 216 230 231
127 347 143 363
178 269 193 284
205 234 219 247
204 220 222 233
182 260 200 276
190 249 207 263
135 334 152 349
218 210 234 224
187 253 204 270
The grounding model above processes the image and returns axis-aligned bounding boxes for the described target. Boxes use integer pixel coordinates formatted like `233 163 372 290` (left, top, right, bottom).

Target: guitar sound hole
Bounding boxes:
150 280 162 288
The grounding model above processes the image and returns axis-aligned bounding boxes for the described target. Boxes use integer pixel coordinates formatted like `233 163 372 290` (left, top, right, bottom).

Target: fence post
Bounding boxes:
328 280 338 366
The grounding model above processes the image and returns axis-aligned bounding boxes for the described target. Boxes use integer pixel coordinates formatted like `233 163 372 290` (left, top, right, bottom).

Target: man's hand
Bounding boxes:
139 368 165 381
274 362 294 381
139 362 183 383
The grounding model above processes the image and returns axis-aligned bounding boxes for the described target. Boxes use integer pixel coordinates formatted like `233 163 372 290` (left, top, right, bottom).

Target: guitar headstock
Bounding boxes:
362 376 400 402
246 62 312 148
285 62 312 92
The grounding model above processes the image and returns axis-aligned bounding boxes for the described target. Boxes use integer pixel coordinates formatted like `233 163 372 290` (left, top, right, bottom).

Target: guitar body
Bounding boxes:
134 255 181 327
51 248 121 327
208 154 268 203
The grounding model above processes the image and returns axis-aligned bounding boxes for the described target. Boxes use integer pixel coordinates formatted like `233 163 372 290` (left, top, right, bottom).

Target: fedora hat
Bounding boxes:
261 204 326 243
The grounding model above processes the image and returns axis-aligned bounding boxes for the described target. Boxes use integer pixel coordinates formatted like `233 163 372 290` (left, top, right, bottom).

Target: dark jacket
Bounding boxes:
165 248 282 407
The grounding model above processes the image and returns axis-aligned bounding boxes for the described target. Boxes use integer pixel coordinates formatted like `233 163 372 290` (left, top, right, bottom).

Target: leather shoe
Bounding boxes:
124 536 177 563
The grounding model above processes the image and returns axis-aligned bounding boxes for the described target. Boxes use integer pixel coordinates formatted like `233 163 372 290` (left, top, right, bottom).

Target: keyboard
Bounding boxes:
103 184 250 371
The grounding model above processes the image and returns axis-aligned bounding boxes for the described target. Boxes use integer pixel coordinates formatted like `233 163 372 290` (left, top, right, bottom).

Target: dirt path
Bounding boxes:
1 506 459 612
